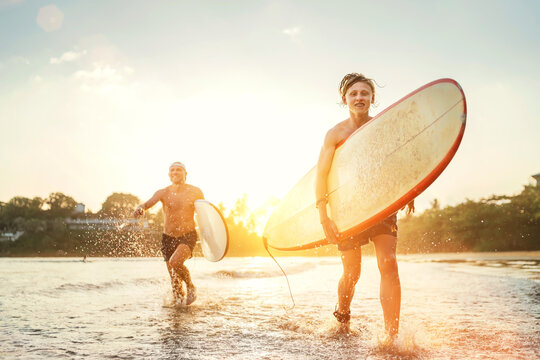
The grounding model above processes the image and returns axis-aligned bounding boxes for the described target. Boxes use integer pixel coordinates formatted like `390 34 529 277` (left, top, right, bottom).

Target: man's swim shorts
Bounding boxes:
161 231 198 261
337 214 397 252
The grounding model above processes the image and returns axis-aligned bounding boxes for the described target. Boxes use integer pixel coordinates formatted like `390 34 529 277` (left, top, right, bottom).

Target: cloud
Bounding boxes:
282 26 301 42
73 64 122 81
50 50 87 64
72 63 134 94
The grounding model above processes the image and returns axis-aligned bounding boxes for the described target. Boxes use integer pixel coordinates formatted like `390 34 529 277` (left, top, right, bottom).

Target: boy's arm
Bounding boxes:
400 199 415 215
316 131 340 244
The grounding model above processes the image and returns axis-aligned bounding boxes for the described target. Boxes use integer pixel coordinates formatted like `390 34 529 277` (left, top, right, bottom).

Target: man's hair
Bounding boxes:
339 73 376 99
169 162 186 171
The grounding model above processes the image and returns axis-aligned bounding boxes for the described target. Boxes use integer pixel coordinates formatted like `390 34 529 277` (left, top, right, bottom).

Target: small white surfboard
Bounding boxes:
194 200 229 262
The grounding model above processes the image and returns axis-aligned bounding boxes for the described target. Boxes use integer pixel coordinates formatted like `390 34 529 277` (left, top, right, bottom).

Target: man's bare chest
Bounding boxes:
162 191 196 213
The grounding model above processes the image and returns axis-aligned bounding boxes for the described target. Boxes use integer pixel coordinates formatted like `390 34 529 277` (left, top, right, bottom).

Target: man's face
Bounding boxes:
343 81 374 116
169 166 187 184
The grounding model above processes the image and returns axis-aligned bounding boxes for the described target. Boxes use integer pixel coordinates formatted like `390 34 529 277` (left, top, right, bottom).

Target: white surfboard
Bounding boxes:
263 78 467 251
194 200 229 262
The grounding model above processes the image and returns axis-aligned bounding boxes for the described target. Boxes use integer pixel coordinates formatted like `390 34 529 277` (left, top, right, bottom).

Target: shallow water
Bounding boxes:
1 252 539 359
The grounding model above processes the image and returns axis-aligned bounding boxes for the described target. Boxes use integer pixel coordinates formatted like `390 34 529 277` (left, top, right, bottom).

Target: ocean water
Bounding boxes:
1 252 539 359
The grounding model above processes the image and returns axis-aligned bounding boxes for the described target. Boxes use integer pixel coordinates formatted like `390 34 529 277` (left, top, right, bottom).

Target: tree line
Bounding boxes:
0 184 538 257
397 184 539 253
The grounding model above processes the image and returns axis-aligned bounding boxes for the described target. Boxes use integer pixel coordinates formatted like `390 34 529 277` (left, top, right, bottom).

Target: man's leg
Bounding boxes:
166 262 185 300
169 244 196 304
336 247 362 330
169 244 192 282
373 234 401 337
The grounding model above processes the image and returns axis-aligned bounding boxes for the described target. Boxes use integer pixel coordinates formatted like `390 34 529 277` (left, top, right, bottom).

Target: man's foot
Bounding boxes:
379 332 398 347
336 321 350 334
186 285 197 305
333 307 351 333
386 329 398 341
172 278 185 302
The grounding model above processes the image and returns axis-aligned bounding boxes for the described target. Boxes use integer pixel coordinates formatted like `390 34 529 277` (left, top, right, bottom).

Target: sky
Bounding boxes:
1 0 539 218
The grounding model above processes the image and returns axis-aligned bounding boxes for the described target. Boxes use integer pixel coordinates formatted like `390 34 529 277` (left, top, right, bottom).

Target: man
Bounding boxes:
134 162 203 305
316 73 414 336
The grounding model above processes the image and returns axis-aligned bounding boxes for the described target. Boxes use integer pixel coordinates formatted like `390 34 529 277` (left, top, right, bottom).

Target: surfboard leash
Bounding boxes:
262 237 295 310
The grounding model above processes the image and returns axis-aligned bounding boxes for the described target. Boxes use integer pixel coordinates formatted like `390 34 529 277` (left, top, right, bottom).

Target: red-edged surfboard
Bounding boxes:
263 78 466 251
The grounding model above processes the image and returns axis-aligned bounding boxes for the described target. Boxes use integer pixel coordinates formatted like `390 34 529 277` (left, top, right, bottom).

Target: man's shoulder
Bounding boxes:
325 120 350 144
184 183 203 194
155 187 170 196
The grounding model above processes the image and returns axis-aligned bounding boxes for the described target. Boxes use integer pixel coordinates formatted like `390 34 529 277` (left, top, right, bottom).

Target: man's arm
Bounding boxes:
194 187 204 201
134 189 163 218
316 131 340 244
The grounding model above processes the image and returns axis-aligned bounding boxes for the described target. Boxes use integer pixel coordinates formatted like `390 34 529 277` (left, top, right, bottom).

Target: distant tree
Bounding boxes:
0 202 5 229
430 198 440 210
22 218 47 232
100 193 140 218
46 192 77 218
229 194 249 223
2 196 44 222
399 183 540 253
502 184 540 249
227 194 263 233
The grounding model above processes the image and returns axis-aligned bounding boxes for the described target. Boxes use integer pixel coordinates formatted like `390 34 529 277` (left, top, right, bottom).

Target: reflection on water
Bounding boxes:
401 252 540 281
1 252 539 359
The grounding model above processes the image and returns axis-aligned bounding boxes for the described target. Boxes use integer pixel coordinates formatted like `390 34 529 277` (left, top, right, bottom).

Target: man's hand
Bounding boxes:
321 217 341 244
133 206 144 218
401 199 415 215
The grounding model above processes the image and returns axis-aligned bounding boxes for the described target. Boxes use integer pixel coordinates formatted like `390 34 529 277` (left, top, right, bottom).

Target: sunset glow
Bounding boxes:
1 1 538 217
